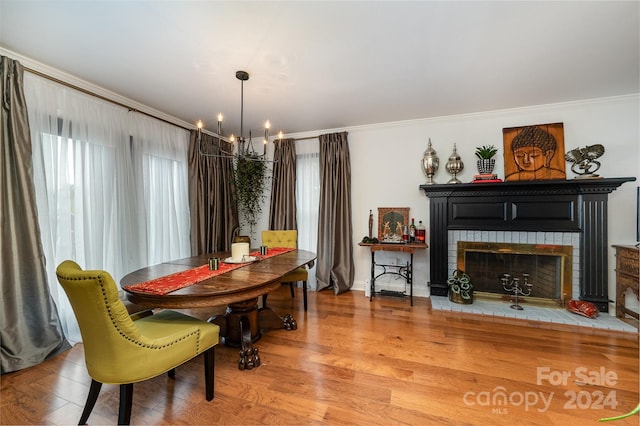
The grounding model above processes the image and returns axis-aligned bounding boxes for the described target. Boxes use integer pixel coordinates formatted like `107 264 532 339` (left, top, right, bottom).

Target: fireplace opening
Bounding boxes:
457 241 572 306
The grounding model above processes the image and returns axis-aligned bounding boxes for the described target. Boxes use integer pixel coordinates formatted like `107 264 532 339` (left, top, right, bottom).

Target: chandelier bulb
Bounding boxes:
196 120 203 143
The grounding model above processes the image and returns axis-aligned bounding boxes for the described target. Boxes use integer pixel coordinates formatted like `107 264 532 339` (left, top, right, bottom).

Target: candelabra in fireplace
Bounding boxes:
500 273 532 310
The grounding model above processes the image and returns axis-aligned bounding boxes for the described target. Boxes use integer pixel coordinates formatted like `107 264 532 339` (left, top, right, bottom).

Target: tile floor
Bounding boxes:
430 295 638 333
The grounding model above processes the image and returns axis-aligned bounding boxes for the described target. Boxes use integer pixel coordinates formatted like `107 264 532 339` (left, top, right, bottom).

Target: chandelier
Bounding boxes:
196 70 282 159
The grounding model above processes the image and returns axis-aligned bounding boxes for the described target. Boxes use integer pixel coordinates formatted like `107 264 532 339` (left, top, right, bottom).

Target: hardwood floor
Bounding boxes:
2 287 638 425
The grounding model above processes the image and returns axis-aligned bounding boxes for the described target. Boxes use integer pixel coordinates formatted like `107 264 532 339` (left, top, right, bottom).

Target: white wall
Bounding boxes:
342 95 639 314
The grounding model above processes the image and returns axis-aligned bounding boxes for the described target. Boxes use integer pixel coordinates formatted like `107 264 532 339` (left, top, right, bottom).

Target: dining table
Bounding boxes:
121 248 316 370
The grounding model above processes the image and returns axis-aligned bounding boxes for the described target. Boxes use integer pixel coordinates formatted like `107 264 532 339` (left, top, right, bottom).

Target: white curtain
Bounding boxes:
25 74 190 344
130 114 190 264
296 139 320 290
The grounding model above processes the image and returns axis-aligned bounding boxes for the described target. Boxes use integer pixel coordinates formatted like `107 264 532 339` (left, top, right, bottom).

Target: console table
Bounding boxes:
359 242 427 306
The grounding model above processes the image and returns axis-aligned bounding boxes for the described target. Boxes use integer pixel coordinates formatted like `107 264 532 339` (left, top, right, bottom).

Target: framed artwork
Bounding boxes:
502 122 566 181
378 207 409 241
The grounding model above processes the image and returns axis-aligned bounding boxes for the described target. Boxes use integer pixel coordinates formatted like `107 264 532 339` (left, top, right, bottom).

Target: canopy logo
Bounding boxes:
463 387 553 413
462 366 620 414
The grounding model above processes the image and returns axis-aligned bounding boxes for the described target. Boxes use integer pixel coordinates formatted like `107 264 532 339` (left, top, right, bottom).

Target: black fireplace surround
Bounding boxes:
419 177 635 312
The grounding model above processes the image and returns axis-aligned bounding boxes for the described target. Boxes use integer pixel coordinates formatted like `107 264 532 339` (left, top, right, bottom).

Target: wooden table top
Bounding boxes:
121 249 317 309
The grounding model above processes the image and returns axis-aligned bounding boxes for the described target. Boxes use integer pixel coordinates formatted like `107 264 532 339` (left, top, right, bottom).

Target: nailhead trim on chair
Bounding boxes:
60 273 203 353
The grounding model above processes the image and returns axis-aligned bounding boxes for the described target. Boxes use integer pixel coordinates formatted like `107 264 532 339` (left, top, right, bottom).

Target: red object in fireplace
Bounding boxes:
566 300 599 319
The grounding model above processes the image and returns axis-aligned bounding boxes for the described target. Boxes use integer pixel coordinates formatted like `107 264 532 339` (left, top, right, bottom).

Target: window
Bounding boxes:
25 73 190 343
296 139 320 290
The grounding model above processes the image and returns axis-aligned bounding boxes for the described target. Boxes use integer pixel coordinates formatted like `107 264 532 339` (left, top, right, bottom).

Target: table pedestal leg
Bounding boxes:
237 316 260 370
258 307 297 331
207 299 260 370
208 297 297 370
223 299 261 346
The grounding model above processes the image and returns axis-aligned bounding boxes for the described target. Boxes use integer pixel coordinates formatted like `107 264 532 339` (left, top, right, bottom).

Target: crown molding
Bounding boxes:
1 47 195 131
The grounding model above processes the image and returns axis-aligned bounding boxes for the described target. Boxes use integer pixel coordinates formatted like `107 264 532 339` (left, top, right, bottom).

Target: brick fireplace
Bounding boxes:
420 177 634 312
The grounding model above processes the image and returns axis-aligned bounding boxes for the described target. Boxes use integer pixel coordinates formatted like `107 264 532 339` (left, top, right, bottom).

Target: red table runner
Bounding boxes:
124 247 295 295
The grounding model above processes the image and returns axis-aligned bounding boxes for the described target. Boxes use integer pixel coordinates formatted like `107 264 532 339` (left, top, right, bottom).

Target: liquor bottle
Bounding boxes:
368 210 373 238
402 225 409 242
409 218 416 243
417 220 426 243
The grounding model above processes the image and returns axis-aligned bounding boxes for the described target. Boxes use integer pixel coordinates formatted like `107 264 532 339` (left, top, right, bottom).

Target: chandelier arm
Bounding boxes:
198 150 278 163
196 126 232 144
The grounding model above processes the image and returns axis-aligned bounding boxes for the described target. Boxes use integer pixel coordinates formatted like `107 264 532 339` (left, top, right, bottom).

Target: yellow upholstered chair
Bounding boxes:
261 230 309 311
55 260 219 425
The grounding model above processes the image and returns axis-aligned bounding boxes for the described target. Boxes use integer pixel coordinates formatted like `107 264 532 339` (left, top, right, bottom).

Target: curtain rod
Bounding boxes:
23 66 192 132
22 66 337 141
293 131 348 142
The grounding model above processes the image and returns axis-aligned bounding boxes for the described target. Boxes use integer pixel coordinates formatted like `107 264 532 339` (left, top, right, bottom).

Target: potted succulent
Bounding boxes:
447 269 473 304
475 144 498 175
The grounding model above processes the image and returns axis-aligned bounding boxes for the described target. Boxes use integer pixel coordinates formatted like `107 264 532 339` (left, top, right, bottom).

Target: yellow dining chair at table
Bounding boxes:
261 230 309 311
55 260 220 425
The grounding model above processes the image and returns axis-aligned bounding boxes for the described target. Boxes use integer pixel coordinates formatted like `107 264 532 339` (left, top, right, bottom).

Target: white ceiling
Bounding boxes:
1 1 638 138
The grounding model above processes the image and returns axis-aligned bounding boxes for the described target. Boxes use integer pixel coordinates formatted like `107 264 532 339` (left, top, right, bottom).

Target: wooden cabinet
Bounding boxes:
613 245 639 319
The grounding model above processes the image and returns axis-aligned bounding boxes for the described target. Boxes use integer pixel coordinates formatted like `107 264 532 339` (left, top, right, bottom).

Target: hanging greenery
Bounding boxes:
234 151 270 234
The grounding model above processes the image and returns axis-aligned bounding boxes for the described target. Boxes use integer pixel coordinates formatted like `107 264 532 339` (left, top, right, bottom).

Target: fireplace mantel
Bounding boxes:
419 177 636 312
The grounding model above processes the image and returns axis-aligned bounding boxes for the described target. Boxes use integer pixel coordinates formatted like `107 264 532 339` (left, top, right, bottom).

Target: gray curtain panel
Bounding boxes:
268 138 297 230
316 131 354 294
188 131 239 254
1 56 69 373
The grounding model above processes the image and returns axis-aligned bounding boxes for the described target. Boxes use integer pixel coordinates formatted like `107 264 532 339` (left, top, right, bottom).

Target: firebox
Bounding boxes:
457 241 572 306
